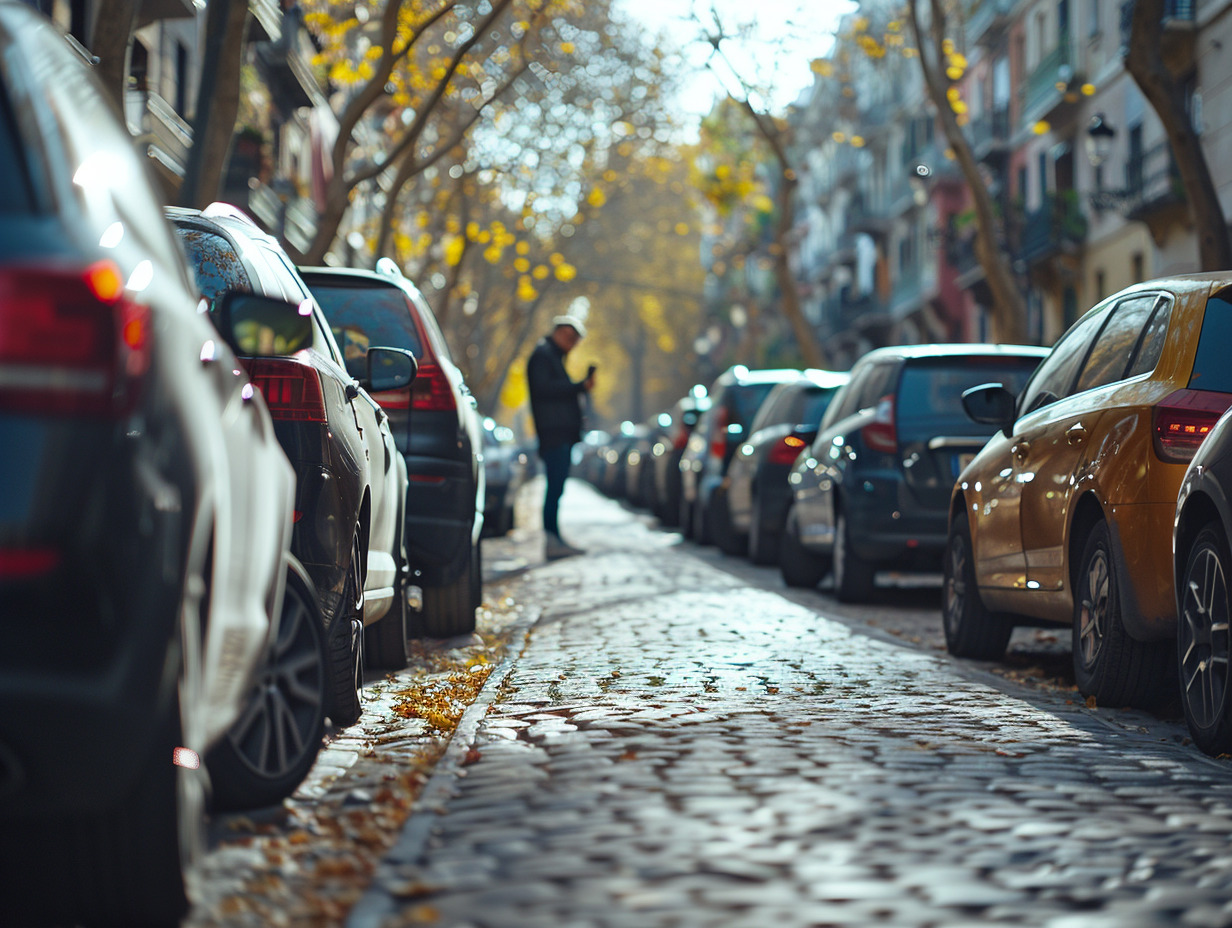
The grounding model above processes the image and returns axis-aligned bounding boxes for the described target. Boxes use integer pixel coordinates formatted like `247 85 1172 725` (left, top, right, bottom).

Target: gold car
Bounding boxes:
943 275 1232 709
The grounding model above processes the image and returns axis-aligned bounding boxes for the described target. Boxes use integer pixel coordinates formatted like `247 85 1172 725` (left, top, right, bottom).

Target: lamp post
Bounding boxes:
1086 113 1115 169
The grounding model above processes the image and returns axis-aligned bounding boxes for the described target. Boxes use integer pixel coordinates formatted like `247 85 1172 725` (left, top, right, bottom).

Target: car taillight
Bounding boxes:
0 547 60 580
246 358 327 423
673 426 690 451
768 434 809 466
410 361 455 412
863 393 898 453
709 406 729 460
0 261 150 417
1153 388 1232 463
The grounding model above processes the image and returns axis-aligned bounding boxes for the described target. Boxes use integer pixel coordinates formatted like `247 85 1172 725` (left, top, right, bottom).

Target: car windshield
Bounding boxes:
175 227 251 303
308 283 425 380
896 355 1043 440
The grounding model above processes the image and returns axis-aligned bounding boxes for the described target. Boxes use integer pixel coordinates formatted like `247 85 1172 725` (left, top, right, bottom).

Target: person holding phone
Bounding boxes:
526 315 596 559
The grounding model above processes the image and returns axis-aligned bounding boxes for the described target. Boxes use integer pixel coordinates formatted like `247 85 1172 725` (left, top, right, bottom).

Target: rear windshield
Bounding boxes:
796 385 841 426
307 282 425 379
728 382 777 428
897 356 1042 439
1189 295 1232 394
175 227 252 301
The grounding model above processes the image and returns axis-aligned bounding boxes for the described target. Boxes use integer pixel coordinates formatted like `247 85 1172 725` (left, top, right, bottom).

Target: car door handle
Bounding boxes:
1012 440 1030 463
1066 424 1087 446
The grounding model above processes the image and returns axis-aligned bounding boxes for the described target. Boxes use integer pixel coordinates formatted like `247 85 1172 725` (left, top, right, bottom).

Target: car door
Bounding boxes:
1020 293 1165 594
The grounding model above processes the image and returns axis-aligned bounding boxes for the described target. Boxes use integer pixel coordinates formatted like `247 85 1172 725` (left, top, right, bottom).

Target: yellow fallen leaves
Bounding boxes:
391 666 495 734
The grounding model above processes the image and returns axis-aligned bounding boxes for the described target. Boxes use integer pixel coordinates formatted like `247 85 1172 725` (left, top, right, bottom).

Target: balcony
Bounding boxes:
1119 0 1197 72
969 106 1011 164
125 89 192 194
966 0 1016 46
249 180 320 257
1023 31 1079 124
1089 140 1185 227
1018 192 1088 265
820 292 890 335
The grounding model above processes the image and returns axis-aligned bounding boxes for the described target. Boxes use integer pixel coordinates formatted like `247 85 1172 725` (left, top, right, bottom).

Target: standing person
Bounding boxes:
527 315 595 559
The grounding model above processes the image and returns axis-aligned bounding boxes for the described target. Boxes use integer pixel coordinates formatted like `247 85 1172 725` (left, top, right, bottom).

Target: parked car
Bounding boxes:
1174 405 1232 755
720 369 849 561
944 278 1232 709
681 367 801 543
652 388 710 526
624 416 666 509
782 344 1046 603
576 428 613 487
299 262 485 638
482 416 528 536
169 205 416 727
0 8 296 924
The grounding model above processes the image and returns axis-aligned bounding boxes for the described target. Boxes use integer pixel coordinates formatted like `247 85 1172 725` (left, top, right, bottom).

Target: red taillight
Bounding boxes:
246 358 327 423
0 547 60 580
410 361 455 412
1153 389 1232 463
863 393 898 453
768 434 808 466
709 406 729 460
0 261 150 416
673 427 690 451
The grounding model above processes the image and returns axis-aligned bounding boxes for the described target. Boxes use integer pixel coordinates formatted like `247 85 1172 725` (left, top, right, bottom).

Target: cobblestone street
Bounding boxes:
347 480 1232 928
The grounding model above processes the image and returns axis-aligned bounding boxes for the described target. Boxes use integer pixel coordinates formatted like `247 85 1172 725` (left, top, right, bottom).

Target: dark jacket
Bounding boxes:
528 336 587 450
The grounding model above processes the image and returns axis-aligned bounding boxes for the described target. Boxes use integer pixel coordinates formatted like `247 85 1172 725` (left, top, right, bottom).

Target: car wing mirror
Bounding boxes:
364 346 417 392
214 292 313 357
961 382 1016 429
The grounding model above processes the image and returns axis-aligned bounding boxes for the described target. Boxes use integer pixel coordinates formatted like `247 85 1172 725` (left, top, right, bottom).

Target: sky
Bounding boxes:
612 0 856 119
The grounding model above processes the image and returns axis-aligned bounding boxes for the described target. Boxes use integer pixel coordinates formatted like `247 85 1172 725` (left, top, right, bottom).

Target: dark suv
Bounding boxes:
299 263 484 638
780 344 1046 602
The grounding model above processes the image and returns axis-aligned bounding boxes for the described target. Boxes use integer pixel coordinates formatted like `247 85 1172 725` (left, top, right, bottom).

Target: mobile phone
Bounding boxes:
587 364 597 378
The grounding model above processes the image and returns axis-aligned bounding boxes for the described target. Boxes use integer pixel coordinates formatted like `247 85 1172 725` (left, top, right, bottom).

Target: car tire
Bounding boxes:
942 515 1013 660
1072 521 1172 709
779 503 828 588
327 535 365 727
679 496 695 540
833 511 876 603
712 486 747 557
209 562 328 810
420 541 479 638
692 490 712 545
748 497 780 566
1178 523 1232 755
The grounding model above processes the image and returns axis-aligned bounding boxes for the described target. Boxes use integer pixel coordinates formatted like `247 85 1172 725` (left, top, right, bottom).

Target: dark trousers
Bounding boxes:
539 442 572 538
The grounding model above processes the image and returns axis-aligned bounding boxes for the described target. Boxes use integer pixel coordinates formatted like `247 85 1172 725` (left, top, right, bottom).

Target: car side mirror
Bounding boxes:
961 383 1016 430
365 346 417 392
215 292 313 358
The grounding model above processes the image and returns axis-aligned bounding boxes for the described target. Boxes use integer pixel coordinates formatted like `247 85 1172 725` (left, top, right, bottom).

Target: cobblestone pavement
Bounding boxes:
344 480 1232 928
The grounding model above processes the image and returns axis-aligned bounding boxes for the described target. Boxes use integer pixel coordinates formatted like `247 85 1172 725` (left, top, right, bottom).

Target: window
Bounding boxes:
1124 296 1172 379
1132 251 1144 283
1018 305 1111 415
1188 295 1232 394
1075 295 1159 392
1090 0 1100 34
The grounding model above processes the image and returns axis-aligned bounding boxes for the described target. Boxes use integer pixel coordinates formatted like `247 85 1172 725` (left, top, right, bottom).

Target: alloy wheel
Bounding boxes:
1180 539 1231 731
1077 547 1110 671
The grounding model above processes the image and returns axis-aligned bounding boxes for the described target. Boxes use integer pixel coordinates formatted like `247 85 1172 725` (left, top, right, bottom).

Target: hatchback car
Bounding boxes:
0 8 296 924
652 389 710 526
720 369 849 562
681 367 801 543
299 262 485 639
945 277 1232 710
782 344 1046 602
169 206 415 725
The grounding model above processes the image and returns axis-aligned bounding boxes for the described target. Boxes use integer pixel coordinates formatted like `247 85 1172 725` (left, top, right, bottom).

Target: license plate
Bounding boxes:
953 453 975 477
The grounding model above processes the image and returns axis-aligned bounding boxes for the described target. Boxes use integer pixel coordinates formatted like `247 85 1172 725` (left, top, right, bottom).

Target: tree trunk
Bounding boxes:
1125 0 1232 271
911 0 1028 343
89 0 142 119
179 0 248 208
772 169 828 368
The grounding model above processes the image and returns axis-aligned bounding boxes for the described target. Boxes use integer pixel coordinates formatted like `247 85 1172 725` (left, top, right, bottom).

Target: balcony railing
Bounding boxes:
125 89 192 178
1120 0 1196 51
1019 192 1089 264
1089 141 1184 217
966 0 1016 44
970 107 1011 160
1023 30 1073 119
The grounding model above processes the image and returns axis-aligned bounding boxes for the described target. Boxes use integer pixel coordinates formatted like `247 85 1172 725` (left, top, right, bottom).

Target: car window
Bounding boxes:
1075 295 1160 393
856 362 897 411
1124 295 1172 379
309 282 427 381
1018 305 1110 415
175 227 253 302
729 382 777 428
1189 294 1232 394
822 364 869 428
897 355 1042 442
0 74 38 214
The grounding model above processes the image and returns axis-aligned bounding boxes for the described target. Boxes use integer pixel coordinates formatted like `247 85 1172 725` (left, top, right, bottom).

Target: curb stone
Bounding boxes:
346 603 543 928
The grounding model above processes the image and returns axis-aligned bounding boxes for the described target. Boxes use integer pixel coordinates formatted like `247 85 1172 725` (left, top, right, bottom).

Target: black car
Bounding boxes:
680 367 802 543
651 390 710 526
0 8 298 924
719 370 849 561
781 344 1047 602
298 263 485 638
169 206 416 726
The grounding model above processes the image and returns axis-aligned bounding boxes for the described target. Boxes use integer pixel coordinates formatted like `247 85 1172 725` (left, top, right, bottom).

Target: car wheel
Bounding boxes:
833 511 875 603
327 534 365 727
692 490 712 545
365 539 410 671
942 515 1012 659
748 496 780 566
1178 523 1232 755
1072 521 1171 709
779 502 828 588
712 486 747 557
209 563 327 810
679 496 695 540
420 541 479 638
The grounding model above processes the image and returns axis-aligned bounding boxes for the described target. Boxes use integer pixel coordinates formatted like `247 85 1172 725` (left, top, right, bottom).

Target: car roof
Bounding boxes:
856 343 1051 364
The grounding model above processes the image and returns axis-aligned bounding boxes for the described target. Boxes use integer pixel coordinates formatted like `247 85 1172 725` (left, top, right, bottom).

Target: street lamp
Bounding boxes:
1086 113 1116 168
909 163 932 206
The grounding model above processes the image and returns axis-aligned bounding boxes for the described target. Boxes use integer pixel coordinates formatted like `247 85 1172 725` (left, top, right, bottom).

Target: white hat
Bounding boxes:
553 315 587 338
